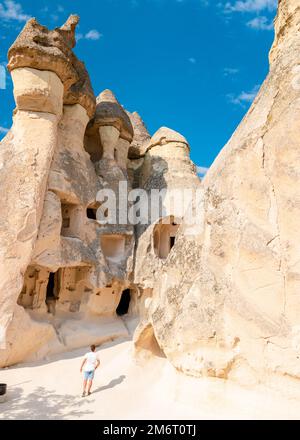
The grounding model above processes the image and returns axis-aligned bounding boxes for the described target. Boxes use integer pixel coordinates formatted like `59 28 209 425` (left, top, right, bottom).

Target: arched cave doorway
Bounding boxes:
116 289 131 316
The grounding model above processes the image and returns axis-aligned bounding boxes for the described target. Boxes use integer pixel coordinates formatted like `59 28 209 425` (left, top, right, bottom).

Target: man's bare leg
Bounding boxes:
82 379 87 397
87 379 93 395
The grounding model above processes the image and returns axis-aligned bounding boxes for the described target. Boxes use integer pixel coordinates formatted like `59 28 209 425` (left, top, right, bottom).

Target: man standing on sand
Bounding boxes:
80 344 100 397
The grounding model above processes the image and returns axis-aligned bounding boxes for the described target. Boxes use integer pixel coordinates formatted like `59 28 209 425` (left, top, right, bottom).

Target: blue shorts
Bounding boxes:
84 370 95 380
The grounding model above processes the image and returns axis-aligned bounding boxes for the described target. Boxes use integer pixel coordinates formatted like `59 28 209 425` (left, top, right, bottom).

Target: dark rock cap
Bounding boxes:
93 90 134 142
8 15 96 118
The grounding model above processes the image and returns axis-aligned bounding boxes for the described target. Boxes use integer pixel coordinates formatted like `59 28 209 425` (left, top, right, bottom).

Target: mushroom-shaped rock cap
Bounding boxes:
8 15 96 118
94 90 134 142
127 111 151 159
147 127 189 151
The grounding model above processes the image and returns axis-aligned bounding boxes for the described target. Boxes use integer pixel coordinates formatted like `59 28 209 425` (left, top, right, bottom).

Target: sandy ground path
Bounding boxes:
1 326 300 419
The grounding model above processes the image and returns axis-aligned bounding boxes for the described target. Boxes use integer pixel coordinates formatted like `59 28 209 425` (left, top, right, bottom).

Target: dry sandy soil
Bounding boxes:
1 317 300 420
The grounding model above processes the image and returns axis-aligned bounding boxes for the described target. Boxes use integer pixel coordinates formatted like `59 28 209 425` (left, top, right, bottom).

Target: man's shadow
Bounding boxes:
93 375 126 394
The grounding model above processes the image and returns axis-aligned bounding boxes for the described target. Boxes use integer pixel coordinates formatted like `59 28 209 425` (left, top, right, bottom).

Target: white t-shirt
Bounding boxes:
84 351 99 372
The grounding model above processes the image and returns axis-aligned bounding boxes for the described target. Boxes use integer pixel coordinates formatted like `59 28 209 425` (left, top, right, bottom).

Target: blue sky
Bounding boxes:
0 0 277 172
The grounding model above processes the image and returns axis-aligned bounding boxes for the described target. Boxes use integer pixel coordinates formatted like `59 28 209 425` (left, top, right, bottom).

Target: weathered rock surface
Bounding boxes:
8 15 96 117
0 77 63 352
134 126 200 293
0 18 132 366
3 1 300 398
135 0 300 387
127 111 151 159
93 89 133 141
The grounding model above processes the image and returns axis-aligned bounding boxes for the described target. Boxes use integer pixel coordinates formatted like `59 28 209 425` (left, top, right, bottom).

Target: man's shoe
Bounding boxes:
82 392 86 397
87 391 92 396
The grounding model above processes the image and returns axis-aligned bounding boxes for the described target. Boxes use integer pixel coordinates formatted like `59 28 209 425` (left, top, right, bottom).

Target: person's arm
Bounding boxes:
95 359 100 370
80 357 87 372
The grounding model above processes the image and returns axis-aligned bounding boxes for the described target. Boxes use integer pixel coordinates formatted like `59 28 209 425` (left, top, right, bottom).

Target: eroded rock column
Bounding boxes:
0 67 63 348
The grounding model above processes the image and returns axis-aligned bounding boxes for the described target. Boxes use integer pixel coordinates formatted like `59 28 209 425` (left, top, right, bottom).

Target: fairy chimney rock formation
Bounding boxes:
8 15 96 118
133 125 200 297
134 0 300 392
3 0 300 399
147 126 189 148
140 126 199 190
127 111 151 159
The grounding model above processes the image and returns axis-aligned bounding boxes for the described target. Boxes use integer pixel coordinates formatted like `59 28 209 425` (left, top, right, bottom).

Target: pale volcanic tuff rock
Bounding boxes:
0 17 133 366
146 126 189 150
126 111 151 191
8 15 96 118
133 126 200 294
5 0 300 399
139 126 199 191
269 0 300 64
93 89 134 142
85 90 134 169
127 111 151 159
134 0 300 389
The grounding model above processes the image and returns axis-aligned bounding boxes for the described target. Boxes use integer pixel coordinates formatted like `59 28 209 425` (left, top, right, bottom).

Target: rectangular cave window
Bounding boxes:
100 235 125 261
154 219 180 259
61 204 71 234
170 236 176 250
87 208 97 220
61 203 80 238
87 202 101 221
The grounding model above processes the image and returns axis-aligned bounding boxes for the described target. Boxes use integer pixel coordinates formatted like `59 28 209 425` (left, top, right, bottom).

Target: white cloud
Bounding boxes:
188 57 196 64
0 0 30 22
0 65 5 89
85 30 102 40
224 0 277 13
77 30 102 42
227 84 260 106
196 166 209 177
46 5 65 22
223 67 239 76
0 126 8 134
223 0 276 30
247 15 273 30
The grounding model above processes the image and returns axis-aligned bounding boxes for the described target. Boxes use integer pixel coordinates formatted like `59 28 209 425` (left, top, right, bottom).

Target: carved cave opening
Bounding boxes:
18 265 91 315
87 208 97 220
61 203 80 238
100 234 125 261
46 271 59 314
87 202 101 220
153 218 180 259
116 289 131 316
